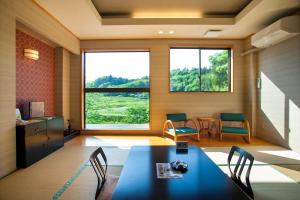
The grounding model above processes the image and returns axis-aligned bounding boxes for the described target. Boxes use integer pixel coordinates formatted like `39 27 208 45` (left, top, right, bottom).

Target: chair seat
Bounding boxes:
97 175 119 200
168 127 198 134
222 127 248 134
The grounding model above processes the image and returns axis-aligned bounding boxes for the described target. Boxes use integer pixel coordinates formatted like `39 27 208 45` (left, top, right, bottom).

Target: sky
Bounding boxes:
85 49 223 81
85 52 149 81
170 49 224 70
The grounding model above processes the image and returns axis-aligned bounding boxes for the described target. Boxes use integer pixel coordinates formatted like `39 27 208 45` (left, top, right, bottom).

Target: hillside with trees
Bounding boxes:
170 50 229 92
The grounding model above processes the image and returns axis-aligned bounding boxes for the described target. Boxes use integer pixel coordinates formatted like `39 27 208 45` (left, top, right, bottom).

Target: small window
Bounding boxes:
170 48 231 92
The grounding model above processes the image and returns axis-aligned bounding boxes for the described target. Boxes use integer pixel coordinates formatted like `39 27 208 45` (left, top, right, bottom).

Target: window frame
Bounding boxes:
83 50 151 130
169 47 232 93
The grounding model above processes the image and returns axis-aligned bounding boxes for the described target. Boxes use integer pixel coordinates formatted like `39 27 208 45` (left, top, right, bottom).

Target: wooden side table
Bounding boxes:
197 117 220 138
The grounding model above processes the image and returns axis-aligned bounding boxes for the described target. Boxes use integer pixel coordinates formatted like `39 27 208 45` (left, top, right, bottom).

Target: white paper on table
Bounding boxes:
156 163 183 179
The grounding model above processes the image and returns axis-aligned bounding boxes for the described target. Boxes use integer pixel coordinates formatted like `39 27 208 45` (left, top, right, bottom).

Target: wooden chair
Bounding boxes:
228 146 254 199
89 147 119 200
163 113 200 142
219 113 251 143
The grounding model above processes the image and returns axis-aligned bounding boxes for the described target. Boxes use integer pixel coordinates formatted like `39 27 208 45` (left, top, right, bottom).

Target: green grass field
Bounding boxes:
85 93 149 125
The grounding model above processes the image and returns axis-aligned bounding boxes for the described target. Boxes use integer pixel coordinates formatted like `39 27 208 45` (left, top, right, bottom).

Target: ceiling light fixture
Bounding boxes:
132 11 202 18
24 49 39 60
158 31 164 34
204 30 222 37
169 31 175 34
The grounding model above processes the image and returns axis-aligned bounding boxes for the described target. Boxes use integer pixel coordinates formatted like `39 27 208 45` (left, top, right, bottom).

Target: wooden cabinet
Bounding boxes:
16 117 64 168
47 117 64 154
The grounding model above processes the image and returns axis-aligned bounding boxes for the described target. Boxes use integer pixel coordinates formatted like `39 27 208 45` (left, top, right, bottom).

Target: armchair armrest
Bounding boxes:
184 118 199 132
244 120 251 135
163 120 175 133
219 119 223 132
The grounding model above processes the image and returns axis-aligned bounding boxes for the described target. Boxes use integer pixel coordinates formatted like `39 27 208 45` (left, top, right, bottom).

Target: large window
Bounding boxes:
170 48 231 92
84 51 150 130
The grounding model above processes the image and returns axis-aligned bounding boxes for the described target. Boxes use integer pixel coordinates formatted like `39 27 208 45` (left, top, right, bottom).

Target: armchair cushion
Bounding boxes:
222 127 248 134
168 127 198 134
221 113 245 122
166 113 187 122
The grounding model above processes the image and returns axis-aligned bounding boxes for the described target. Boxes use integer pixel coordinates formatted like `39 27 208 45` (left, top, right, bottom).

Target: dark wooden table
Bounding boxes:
112 145 249 200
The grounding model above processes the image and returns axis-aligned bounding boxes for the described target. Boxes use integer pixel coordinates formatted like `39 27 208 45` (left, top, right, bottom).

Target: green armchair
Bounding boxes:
219 113 251 143
163 113 200 142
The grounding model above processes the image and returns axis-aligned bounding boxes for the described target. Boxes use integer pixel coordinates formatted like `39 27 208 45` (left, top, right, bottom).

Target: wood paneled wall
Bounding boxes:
243 37 259 136
78 39 245 134
0 0 16 179
70 54 82 130
0 0 79 178
55 48 71 129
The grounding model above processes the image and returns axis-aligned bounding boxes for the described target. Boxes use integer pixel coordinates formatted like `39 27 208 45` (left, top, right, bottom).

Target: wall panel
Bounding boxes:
0 0 16 178
79 39 245 134
257 36 300 152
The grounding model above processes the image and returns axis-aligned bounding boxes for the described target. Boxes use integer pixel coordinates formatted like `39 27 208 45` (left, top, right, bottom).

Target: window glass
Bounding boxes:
84 52 150 130
170 48 231 92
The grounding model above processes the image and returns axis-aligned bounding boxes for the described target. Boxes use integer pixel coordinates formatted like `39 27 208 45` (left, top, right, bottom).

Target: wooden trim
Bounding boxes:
16 25 56 48
81 38 243 42
81 52 85 130
81 129 157 135
169 46 234 49
221 133 250 136
149 50 153 131
230 48 234 92
240 48 261 56
85 88 150 93
164 132 199 137
31 0 79 40
82 49 150 52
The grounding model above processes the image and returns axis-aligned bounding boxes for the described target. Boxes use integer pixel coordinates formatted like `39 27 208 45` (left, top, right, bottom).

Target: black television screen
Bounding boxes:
30 102 44 118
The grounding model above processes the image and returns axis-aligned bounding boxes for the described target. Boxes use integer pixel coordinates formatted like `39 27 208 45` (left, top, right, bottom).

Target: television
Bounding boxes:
29 101 45 118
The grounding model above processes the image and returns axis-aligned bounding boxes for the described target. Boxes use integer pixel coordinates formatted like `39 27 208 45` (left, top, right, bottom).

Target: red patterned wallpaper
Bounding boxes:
16 29 55 116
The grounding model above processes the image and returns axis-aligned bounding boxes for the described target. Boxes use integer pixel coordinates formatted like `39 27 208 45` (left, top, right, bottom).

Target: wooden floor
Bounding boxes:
79 134 273 148
189 135 271 146
164 132 273 147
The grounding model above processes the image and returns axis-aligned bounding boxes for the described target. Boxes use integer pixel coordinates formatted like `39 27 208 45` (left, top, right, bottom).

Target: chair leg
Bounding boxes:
248 134 251 144
174 135 177 142
197 133 200 141
220 133 222 141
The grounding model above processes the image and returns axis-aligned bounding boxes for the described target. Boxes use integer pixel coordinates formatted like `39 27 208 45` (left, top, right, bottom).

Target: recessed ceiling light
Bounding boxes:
158 31 164 34
132 11 202 18
169 31 175 34
204 30 222 37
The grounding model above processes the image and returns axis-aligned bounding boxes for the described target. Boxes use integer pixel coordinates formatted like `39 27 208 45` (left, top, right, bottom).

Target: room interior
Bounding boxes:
0 0 300 199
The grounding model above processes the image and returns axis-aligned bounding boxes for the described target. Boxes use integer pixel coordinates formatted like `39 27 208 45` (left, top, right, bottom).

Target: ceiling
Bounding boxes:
34 0 300 40
93 0 251 18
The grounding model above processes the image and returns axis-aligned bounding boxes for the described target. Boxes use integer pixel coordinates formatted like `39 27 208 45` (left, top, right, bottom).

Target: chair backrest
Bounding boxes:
228 146 254 199
166 113 187 122
90 147 108 199
221 113 245 122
